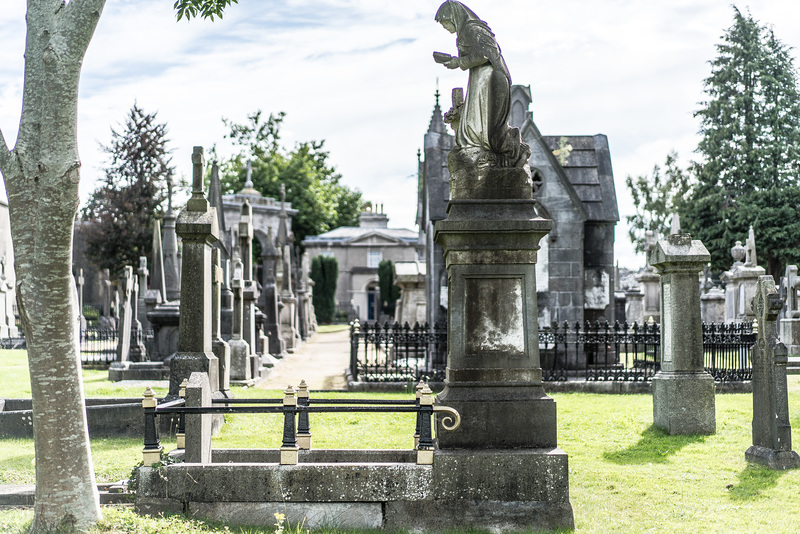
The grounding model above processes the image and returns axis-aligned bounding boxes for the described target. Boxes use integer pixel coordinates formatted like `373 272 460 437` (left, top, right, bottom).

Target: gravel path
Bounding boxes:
255 328 350 391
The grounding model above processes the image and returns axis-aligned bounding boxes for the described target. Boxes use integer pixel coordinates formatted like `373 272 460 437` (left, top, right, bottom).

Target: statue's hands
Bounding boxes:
444 58 460 70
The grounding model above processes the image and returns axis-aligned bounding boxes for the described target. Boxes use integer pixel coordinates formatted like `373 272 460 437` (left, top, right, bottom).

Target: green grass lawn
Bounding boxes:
2 349 799 533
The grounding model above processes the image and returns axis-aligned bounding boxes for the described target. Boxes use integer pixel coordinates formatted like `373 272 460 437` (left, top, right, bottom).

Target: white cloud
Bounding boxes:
2 0 800 271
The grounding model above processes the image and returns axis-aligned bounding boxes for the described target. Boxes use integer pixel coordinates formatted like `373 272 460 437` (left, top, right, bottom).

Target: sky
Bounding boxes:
2 1 800 269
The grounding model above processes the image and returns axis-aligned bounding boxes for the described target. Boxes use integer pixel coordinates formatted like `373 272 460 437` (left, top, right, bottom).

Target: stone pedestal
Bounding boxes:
746 276 800 469
780 318 800 356
432 164 572 529
700 287 725 324
169 147 220 397
624 288 644 325
650 233 715 435
229 261 253 385
636 269 660 323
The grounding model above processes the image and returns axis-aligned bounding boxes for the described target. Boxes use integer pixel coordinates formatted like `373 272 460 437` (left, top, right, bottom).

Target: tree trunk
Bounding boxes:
0 1 106 531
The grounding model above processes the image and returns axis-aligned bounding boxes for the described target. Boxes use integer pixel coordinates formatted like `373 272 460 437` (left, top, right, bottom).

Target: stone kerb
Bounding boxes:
746 275 800 469
650 233 716 435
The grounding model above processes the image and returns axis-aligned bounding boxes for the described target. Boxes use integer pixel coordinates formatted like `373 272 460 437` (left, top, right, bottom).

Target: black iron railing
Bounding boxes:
350 320 447 383
350 320 755 383
142 381 457 466
79 326 119 364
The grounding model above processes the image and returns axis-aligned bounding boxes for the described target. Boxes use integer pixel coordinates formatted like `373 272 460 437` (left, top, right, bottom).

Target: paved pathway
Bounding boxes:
256 328 350 391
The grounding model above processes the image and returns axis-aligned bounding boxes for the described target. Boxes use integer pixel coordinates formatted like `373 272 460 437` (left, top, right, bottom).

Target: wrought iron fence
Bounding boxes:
79 326 119 364
350 320 755 383
350 320 447 383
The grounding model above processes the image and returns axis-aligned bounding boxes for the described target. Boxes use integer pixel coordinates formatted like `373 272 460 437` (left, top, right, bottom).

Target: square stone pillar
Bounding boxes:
434 167 556 449
650 233 715 435
170 147 220 397
211 248 231 396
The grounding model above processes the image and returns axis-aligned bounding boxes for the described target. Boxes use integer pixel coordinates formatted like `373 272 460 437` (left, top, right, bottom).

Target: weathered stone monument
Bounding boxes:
779 264 800 356
211 248 232 397
168 147 220 397
636 230 661 322
650 232 716 435
721 226 765 323
228 256 252 384
430 2 572 529
746 275 800 469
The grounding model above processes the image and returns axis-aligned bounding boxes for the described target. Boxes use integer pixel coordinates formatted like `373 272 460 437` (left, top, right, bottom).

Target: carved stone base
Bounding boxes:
652 371 716 435
745 445 800 470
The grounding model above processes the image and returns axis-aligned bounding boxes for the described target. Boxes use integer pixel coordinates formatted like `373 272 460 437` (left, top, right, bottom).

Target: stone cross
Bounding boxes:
245 160 254 189
116 266 134 363
746 275 800 469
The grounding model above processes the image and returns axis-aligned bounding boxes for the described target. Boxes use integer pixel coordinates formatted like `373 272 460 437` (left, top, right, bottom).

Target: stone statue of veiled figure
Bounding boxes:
434 1 530 170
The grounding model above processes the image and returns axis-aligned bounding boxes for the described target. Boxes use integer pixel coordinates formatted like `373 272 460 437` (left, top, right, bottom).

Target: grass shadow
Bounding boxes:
603 425 707 464
726 464 785 501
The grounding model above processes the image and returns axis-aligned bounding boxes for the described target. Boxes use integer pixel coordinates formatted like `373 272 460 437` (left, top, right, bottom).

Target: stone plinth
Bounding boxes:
624 288 644 324
169 147 220 397
434 166 555 449
650 233 715 435
746 276 800 469
780 318 800 357
700 287 725 324
722 265 765 323
636 269 660 322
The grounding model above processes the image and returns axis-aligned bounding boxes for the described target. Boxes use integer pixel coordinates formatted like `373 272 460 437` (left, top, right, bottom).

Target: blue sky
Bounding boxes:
2 0 800 269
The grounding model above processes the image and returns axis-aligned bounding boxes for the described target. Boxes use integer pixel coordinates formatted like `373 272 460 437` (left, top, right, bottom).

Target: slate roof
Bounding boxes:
541 135 619 223
303 226 418 245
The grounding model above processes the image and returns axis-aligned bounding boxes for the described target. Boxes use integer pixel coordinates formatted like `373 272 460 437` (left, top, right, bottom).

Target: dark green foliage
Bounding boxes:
625 151 692 253
173 0 238 21
310 255 338 324
81 104 174 275
218 111 364 245
683 7 800 276
378 259 402 318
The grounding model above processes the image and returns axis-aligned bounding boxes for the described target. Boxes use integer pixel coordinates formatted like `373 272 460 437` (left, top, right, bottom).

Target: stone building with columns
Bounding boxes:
302 208 420 323
418 86 620 327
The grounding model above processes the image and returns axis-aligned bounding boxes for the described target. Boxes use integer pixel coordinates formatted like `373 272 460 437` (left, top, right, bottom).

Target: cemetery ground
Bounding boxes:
0 343 798 532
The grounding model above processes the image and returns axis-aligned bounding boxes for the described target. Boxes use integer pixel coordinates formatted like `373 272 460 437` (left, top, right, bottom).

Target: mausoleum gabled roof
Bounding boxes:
510 84 619 224
540 135 619 223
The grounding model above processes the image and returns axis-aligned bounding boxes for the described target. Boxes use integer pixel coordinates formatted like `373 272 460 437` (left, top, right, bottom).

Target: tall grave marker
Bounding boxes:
429 2 572 530
746 275 800 469
169 147 220 397
650 232 716 435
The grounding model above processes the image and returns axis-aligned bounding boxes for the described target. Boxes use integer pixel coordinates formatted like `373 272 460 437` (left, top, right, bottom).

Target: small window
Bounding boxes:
368 250 382 268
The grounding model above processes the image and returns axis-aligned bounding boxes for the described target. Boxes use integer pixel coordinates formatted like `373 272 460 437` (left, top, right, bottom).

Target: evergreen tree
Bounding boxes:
310 255 338 324
378 259 402 318
218 111 364 245
684 7 800 276
625 151 692 253
81 104 174 274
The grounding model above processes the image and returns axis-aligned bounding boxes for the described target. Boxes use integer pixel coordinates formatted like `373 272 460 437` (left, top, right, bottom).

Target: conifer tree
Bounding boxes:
81 104 174 274
684 7 800 276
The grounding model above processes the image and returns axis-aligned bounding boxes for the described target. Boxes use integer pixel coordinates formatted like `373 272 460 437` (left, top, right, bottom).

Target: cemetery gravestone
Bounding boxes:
650 233 716 435
169 147 220 397
746 275 800 469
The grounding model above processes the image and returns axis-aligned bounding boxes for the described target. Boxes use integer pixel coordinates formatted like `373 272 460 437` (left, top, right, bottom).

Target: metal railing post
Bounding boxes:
176 379 188 449
417 384 434 465
413 380 424 449
142 387 162 466
296 380 312 450
280 385 299 465
350 319 360 382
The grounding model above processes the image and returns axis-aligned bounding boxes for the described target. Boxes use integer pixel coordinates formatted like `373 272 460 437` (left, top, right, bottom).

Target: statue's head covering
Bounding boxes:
435 1 485 33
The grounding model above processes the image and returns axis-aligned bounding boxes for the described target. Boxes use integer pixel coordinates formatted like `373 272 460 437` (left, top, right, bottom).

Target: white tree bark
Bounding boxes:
0 0 106 531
